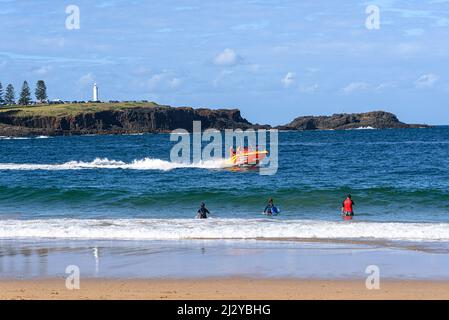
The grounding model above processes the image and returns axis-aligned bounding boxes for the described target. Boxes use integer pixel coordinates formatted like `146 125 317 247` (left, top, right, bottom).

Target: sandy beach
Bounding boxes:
1 278 449 300
2 238 449 301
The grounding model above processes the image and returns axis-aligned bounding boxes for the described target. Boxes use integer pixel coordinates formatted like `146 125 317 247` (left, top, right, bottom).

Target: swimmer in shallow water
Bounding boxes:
196 202 211 219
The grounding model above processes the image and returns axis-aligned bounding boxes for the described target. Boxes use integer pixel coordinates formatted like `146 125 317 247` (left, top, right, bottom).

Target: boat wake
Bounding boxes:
0 157 228 171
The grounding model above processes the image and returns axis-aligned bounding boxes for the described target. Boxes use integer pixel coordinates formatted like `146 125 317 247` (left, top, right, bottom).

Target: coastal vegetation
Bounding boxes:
0 101 161 117
0 80 48 106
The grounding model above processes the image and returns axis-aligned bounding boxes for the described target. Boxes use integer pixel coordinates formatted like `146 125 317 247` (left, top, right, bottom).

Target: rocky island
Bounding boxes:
277 111 428 131
0 103 427 137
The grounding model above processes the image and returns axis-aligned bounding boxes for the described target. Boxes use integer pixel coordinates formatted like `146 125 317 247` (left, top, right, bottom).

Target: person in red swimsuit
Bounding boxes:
341 194 355 216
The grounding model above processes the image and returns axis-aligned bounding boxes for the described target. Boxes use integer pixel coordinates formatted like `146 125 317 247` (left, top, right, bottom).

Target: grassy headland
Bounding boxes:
0 102 164 117
0 102 255 136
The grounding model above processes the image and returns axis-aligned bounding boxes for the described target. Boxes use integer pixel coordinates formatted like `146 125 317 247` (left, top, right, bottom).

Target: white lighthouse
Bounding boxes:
93 83 99 102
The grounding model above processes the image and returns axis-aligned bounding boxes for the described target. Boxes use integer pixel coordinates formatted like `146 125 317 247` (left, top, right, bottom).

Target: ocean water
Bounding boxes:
0 127 449 243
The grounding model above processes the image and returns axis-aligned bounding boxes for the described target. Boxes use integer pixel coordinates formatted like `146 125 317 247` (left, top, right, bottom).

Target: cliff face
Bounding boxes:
279 111 427 130
0 106 266 136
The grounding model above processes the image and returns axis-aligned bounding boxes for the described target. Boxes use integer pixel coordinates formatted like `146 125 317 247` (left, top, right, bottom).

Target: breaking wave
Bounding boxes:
0 218 449 242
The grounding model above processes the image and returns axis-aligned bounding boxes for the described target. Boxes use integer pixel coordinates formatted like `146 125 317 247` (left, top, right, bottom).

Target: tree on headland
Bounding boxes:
18 81 31 106
0 82 4 105
5 84 15 105
35 80 47 103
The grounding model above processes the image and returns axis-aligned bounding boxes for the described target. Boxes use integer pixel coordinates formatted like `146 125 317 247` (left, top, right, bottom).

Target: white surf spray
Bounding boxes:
0 157 228 171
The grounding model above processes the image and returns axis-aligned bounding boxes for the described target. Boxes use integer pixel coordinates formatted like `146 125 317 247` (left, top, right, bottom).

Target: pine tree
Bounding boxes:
5 84 15 105
0 82 4 105
18 81 31 106
35 80 47 103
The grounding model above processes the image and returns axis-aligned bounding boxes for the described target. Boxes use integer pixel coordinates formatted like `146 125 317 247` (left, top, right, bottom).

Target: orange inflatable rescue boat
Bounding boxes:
226 147 268 167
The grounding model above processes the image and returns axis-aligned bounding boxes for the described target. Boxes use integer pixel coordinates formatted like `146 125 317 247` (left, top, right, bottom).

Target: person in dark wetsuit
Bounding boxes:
264 198 275 215
341 194 355 216
197 202 210 219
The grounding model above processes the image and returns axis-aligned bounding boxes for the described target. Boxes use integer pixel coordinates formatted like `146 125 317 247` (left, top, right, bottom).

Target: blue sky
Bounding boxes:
1 0 449 125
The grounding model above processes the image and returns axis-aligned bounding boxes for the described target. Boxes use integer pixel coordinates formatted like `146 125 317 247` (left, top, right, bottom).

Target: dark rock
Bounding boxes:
279 111 429 130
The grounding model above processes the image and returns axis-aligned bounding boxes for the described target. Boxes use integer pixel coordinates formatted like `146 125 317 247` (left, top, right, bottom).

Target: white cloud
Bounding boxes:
341 82 369 93
414 73 439 88
148 74 166 90
148 71 182 90
77 72 95 87
281 72 296 88
213 48 242 67
375 82 397 91
32 66 51 76
340 81 397 94
299 84 319 93
231 22 269 31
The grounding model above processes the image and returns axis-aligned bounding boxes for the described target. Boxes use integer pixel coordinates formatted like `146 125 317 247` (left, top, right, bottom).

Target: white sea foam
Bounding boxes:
0 218 448 242
0 136 30 140
0 157 228 171
0 135 50 140
349 126 376 130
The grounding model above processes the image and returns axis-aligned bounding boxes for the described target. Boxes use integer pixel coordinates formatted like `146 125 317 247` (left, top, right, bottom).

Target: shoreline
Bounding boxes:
1 278 449 300
2 238 449 281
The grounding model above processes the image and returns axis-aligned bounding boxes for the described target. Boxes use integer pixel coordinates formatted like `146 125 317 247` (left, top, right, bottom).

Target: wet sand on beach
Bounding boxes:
1 278 449 300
